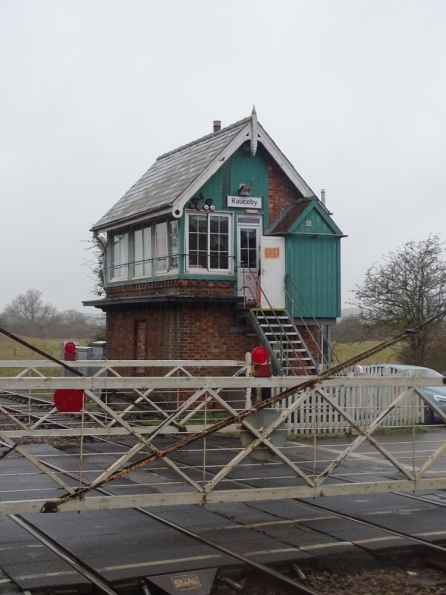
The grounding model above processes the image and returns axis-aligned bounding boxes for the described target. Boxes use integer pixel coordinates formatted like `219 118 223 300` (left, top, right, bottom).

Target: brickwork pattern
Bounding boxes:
299 325 321 364
267 157 302 222
106 279 236 299
106 303 258 369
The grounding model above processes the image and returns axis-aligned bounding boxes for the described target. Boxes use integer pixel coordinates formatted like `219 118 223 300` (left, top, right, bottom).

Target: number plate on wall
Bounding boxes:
265 247 280 258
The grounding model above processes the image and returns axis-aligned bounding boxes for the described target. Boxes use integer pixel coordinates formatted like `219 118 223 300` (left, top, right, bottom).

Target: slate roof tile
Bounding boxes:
265 198 314 234
93 117 250 230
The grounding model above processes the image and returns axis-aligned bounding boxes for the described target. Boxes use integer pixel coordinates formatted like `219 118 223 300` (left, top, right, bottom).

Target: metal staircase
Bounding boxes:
247 308 318 376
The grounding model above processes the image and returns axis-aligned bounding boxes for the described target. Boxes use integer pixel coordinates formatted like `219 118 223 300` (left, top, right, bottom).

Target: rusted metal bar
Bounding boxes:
41 317 446 510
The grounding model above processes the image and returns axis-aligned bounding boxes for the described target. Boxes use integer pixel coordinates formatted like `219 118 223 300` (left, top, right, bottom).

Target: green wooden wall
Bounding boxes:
285 203 341 319
193 144 269 213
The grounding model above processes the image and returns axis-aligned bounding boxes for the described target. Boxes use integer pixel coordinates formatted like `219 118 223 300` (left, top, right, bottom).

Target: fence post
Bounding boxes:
245 352 252 409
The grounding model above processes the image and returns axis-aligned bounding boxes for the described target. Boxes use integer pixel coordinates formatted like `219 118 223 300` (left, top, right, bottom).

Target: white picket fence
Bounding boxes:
275 366 425 434
0 358 436 436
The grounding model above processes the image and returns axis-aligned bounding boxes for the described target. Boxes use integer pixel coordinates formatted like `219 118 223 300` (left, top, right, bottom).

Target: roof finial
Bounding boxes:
250 105 258 156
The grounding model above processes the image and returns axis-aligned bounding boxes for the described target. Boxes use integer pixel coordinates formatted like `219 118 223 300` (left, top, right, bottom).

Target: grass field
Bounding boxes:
0 335 90 360
333 340 399 365
0 334 398 366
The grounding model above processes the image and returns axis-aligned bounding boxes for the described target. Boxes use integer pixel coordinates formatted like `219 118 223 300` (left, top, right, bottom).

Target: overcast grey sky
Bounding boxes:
1 0 445 313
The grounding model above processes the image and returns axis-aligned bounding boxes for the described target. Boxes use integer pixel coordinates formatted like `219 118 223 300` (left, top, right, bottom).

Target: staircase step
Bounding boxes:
263 335 300 340
260 322 294 329
263 331 300 337
267 344 303 349
249 307 317 376
258 317 290 322
280 357 312 362
270 342 303 346
258 316 293 321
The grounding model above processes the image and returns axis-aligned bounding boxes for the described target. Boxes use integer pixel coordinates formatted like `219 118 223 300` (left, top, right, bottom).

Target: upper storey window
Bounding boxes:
108 218 177 283
186 212 232 273
155 220 178 274
133 223 152 278
111 231 129 280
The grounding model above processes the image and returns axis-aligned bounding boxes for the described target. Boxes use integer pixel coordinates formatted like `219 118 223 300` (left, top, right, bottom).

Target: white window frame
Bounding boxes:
108 218 180 283
132 223 152 279
155 220 169 274
154 219 179 276
186 211 233 274
110 230 129 281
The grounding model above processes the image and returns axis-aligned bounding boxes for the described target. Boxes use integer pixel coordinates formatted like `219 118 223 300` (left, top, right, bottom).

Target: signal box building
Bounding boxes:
84 110 344 375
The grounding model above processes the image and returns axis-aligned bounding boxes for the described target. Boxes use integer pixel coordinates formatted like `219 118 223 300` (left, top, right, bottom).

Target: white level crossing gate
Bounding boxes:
0 358 446 515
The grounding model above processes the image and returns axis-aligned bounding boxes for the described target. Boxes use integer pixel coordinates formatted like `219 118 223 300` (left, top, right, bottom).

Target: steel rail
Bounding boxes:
297 496 446 557
48 446 446 561
394 491 446 509
0 391 104 433
284 459 446 556
44 310 446 507
9 514 120 595
22 455 321 595
10 437 446 594
0 389 55 406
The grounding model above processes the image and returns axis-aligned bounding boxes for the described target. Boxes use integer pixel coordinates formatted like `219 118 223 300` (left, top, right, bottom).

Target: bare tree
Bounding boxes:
2 289 58 337
331 315 367 344
353 235 446 367
1 290 102 339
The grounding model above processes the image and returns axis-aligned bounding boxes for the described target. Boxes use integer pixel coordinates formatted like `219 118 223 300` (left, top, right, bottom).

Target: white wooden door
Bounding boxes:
260 236 285 308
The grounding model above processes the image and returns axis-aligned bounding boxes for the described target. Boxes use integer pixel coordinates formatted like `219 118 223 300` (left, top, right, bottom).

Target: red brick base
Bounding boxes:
106 302 258 371
106 303 322 378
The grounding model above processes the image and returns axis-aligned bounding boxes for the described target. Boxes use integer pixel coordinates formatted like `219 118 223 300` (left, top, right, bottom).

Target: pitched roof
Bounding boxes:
92 111 315 231
265 198 314 234
266 198 344 236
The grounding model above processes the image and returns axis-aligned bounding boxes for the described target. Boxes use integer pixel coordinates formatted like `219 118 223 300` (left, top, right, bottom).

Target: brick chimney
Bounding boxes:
213 120 221 133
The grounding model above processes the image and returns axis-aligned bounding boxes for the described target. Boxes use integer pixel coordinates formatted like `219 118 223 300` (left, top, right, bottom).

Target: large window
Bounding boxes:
187 212 232 273
109 218 178 283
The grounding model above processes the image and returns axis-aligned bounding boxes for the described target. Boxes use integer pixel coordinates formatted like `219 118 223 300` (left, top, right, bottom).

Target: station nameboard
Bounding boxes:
227 195 262 209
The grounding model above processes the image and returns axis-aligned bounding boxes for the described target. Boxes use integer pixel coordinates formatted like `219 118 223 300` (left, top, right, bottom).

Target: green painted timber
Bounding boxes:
285 201 341 319
193 143 268 214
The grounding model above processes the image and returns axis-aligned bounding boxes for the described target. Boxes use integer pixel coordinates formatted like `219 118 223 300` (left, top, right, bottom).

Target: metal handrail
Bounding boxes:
284 273 341 370
237 265 316 375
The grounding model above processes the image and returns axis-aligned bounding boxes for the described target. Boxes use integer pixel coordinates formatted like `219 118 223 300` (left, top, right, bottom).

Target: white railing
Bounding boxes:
1 359 446 515
0 359 440 436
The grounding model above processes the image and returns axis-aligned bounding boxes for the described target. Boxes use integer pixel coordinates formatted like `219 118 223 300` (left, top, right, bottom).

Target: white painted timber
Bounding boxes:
1 479 446 516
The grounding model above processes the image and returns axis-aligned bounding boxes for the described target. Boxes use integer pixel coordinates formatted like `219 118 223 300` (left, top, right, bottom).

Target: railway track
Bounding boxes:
2 393 446 593
0 390 89 431
0 393 318 593
2 445 320 595
3 442 446 595
0 389 177 434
